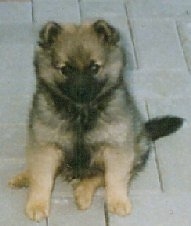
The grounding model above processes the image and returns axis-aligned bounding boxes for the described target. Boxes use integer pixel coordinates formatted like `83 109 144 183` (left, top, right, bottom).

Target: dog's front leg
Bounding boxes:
104 147 133 216
26 145 62 222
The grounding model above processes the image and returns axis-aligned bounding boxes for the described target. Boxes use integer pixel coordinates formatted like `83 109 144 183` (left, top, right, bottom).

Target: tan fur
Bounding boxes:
25 145 62 221
104 147 133 215
73 174 104 210
9 171 29 188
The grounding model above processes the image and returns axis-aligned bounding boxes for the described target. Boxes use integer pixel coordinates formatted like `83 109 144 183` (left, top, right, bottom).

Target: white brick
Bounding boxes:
127 69 191 100
80 0 126 21
0 44 34 125
0 2 32 24
131 19 187 69
0 24 33 43
126 0 191 19
0 44 34 90
0 95 31 124
147 98 191 125
110 194 191 226
155 128 191 193
33 0 80 25
0 124 26 159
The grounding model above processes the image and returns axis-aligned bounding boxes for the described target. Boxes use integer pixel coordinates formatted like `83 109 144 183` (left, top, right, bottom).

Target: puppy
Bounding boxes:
9 20 183 221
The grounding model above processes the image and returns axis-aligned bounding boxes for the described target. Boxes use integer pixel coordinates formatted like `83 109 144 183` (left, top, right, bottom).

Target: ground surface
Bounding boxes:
0 0 191 225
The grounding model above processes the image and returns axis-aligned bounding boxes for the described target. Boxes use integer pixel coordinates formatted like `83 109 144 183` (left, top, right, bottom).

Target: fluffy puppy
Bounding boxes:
9 20 183 221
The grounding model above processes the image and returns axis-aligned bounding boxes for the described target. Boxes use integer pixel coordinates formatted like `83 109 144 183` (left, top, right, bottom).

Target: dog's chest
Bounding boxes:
68 103 101 132
61 104 101 179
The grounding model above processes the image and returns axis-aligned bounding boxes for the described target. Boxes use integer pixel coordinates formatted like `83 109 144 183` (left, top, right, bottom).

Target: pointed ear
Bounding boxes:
93 20 120 45
39 22 62 48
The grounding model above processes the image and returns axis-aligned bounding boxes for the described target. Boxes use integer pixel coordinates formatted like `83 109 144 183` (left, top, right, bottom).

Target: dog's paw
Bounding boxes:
107 197 132 216
8 171 29 189
74 183 93 210
26 199 49 222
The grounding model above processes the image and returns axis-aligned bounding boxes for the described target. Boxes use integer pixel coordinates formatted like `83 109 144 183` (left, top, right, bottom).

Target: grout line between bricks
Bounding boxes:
176 21 191 73
124 2 139 69
46 217 49 226
153 143 164 192
145 101 164 192
78 0 82 23
1 158 25 164
31 0 34 23
104 202 110 226
0 123 28 127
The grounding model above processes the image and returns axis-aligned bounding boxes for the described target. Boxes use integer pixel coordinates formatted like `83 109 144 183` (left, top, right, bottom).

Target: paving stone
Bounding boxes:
147 97 191 126
0 124 26 159
33 0 80 25
49 196 105 226
0 43 34 125
0 44 34 93
131 19 187 69
109 193 191 226
0 43 33 161
154 128 191 193
80 0 126 21
0 24 33 44
0 2 32 24
177 21 191 71
127 69 191 100
0 162 45 226
126 0 191 19
80 0 137 69
0 95 32 125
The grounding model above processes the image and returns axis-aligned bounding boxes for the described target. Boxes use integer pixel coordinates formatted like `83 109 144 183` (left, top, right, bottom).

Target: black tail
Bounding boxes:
145 116 184 141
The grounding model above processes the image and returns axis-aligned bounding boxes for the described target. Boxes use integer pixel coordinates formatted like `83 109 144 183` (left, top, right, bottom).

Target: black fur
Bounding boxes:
132 150 151 176
132 116 184 174
145 116 184 141
93 20 120 45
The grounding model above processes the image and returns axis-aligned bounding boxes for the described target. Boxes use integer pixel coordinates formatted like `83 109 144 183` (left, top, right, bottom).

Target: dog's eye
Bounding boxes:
60 64 76 76
88 61 101 74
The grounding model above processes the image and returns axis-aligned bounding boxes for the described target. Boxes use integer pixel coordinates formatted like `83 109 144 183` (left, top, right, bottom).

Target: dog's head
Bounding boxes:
35 20 124 103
